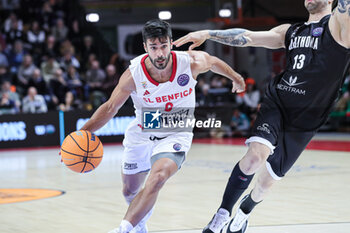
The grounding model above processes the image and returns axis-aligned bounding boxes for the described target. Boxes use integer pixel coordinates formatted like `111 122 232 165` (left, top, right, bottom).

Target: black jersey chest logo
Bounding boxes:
277 76 307 96
289 36 319 51
282 76 307 87
289 24 324 51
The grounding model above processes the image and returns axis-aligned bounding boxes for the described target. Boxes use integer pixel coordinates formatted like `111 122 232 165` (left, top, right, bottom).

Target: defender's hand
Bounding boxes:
232 81 245 93
173 30 210 50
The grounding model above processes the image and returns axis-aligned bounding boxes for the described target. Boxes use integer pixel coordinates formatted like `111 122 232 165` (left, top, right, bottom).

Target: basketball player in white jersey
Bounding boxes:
81 19 245 233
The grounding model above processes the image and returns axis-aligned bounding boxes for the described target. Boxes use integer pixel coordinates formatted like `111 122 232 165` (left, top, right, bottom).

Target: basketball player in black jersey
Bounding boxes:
174 1 350 233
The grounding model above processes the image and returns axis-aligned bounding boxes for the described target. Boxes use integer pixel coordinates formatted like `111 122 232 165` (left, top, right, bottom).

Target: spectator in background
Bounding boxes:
49 68 67 103
58 39 73 57
28 68 47 96
68 19 82 54
196 78 212 106
41 52 60 83
85 60 106 90
4 19 24 46
17 54 37 92
85 60 106 108
210 75 231 105
40 1 55 34
22 86 47 113
58 91 75 112
83 53 97 72
101 64 119 97
6 40 26 74
66 65 83 99
0 80 20 110
236 77 260 118
51 18 68 43
27 20 46 45
42 35 58 58
59 47 80 71
230 108 250 137
81 36 98 58
80 35 98 71
3 12 23 33
27 67 58 110
0 92 17 115
27 20 46 65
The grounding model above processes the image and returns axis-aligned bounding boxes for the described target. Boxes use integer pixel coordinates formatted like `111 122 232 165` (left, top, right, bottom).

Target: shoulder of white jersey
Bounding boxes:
129 53 148 69
173 50 191 66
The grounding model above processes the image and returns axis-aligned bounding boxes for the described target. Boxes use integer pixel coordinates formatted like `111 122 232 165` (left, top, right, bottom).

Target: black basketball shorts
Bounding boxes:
245 96 317 179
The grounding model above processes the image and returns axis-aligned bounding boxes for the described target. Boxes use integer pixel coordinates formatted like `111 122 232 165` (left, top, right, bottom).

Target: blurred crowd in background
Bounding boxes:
0 0 126 115
0 0 349 136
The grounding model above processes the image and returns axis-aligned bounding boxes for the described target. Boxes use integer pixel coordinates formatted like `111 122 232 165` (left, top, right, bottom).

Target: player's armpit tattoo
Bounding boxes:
209 29 248 47
337 0 350 16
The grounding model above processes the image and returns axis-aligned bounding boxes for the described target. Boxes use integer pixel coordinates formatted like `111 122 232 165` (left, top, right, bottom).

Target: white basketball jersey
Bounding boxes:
129 51 197 124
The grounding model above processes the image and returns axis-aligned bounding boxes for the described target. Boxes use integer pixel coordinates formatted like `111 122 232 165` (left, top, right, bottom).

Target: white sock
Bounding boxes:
138 207 154 225
119 219 133 233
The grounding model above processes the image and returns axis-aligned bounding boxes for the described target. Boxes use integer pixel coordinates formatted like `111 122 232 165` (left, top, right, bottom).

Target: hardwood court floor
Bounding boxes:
0 134 349 233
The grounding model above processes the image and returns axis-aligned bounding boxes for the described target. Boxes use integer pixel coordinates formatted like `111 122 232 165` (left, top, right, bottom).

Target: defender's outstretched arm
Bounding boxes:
174 24 290 50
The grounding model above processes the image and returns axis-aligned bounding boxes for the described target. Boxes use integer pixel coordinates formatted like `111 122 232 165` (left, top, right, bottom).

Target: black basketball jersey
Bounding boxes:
267 15 350 130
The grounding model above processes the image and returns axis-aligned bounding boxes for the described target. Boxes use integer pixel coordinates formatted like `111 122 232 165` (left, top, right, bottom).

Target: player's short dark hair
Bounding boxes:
332 0 338 11
142 19 172 43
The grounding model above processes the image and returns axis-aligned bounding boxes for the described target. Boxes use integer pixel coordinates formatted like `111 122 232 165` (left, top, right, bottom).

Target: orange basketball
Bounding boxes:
60 130 103 173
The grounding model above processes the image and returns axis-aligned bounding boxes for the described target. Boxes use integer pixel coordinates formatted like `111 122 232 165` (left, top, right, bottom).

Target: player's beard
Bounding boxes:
149 53 171 70
305 0 328 14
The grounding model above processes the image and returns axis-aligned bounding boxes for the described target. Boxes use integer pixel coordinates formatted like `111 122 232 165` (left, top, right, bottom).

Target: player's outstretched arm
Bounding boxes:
174 24 290 50
188 50 245 93
80 68 135 132
330 0 350 48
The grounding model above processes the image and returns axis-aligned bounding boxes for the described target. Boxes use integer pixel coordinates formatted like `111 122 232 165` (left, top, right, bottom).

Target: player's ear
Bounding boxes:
170 39 173 50
143 42 148 53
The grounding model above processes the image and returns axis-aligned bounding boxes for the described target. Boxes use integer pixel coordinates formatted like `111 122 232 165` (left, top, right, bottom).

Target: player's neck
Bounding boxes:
146 56 173 83
307 9 330 23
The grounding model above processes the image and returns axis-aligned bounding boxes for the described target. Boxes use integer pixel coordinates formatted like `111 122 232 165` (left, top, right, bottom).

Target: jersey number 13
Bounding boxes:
293 54 306 69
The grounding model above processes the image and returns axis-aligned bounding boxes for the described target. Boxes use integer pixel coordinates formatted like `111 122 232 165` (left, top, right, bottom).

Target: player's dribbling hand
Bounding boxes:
173 30 210 50
59 151 63 162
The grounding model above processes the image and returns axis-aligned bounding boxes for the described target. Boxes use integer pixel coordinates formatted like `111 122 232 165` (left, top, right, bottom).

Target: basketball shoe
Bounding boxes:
202 208 230 233
220 208 249 233
221 194 250 233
